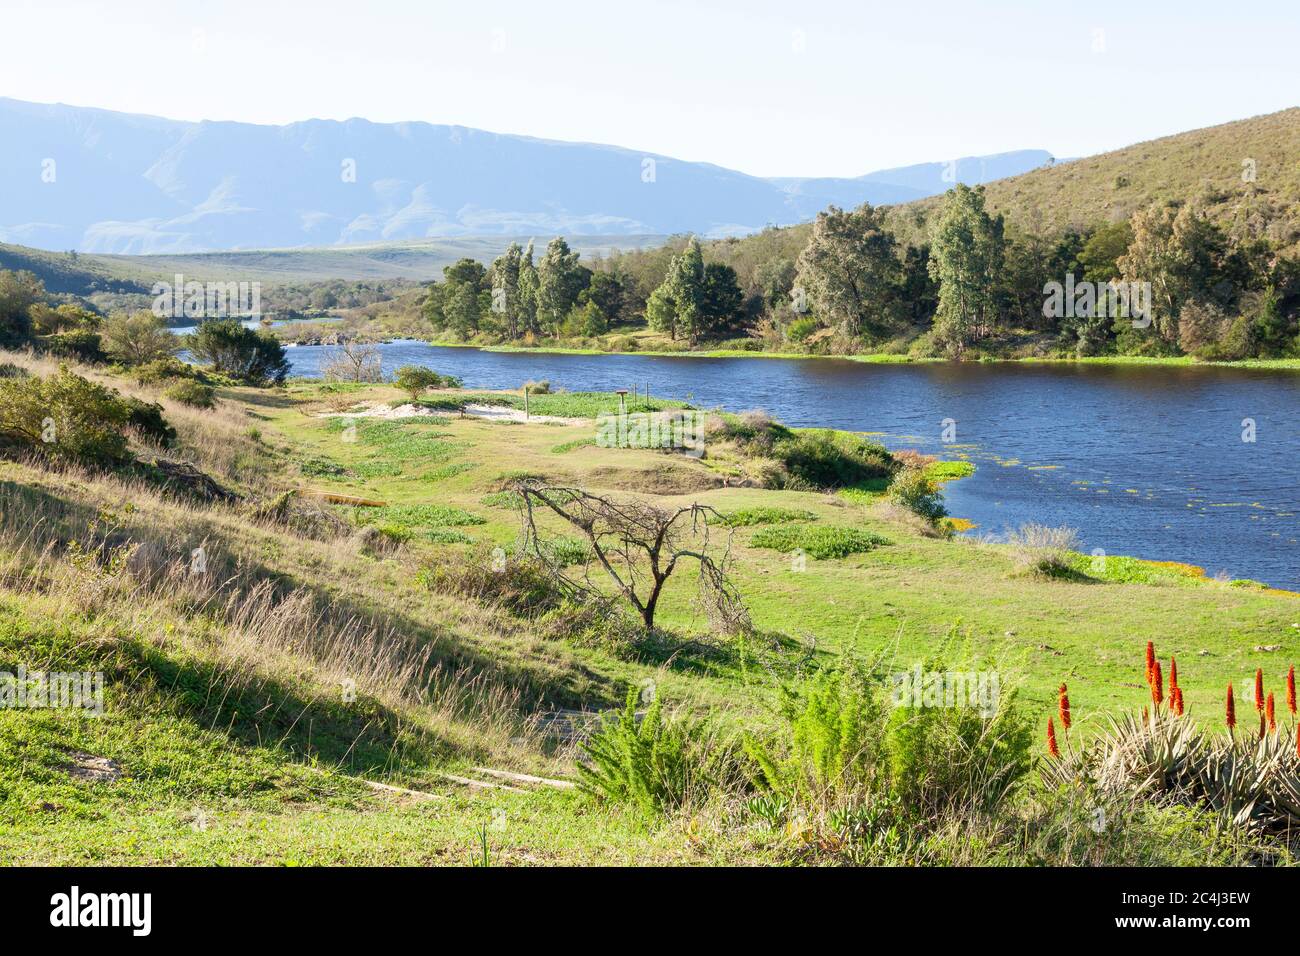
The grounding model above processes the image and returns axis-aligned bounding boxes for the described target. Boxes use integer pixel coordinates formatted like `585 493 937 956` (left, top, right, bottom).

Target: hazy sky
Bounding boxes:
3 0 1297 178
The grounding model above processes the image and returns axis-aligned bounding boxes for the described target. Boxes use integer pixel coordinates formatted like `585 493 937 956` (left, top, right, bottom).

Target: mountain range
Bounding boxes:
0 97 1053 254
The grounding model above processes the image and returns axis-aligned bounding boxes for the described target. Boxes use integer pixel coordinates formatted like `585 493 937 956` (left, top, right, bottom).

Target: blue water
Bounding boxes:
282 341 1300 589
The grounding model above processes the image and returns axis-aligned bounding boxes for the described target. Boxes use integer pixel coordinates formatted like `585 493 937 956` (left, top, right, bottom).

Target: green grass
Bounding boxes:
4 371 1300 866
349 503 486 538
551 437 597 454
749 524 891 560
720 507 819 527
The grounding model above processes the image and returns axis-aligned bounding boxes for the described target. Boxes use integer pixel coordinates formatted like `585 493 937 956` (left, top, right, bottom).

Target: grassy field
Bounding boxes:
2 357 1298 865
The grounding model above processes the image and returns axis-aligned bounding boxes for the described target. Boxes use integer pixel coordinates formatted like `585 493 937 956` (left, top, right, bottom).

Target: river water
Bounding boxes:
281 341 1300 589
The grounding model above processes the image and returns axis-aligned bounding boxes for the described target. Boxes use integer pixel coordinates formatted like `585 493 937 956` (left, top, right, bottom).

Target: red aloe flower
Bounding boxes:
1255 668 1265 712
1288 665 1296 717
1047 717 1060 758
1145 641 1156 685
1226 683 1236 730
1059 683 1072 731
1169 656 1178 692
1267 693 1277 733
1151 661 1163 707
1171 686 1184 716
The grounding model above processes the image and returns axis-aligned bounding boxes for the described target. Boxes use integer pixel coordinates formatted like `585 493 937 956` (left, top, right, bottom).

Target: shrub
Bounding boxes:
39 330 105 363
882 673 1033 817
720 506 819 527
786 316 820 342
750 524 889 560
746 663 882 803
716 337 763 352
124 397 177 448
1005 523 1079 576
577 687 729 817
165 379 216 408
133 357 201 385
522 379 551 395
710 414 897 490
187 319 290 385
0 367 134 467
99 310 178 365
778 430 896 489
747 655 1033 822
393 365 458 400
887 467 948 524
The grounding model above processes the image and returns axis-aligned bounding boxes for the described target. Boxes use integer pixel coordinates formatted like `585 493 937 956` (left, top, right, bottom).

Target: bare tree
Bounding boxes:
514 481 749 634
321 338 383 383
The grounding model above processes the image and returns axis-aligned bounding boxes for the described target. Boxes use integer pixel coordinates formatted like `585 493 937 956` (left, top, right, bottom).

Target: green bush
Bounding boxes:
186 319 289 385
165 379 216 408
720 507 819 527
39 330 105 363
577 687 723 817
394 365 459 401
887 467 948 524
746 663 882 802
750 524 889 559
883 673 1033 817
0 367 135 467
779 430 896 489
99 310 178 366
746 655 1033 821
786 316 820 342
133 357 200 385
711 415 897 490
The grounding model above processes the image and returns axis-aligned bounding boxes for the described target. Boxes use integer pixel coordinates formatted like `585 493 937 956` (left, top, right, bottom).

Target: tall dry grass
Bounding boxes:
0 455 542 769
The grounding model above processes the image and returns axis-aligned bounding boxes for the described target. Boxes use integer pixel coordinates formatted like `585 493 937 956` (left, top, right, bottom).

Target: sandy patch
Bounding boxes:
319 402 589 426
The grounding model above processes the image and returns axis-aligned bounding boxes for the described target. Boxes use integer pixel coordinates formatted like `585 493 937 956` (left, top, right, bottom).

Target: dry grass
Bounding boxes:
1002 523 1080 576
0 454 568 771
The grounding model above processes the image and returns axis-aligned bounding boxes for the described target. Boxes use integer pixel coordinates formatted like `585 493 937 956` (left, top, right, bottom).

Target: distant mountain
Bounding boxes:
771 150 1056 218
0 98 1052 254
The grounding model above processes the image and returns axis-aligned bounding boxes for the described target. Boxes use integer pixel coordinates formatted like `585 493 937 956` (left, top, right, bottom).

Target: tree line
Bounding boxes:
420 186 1300 360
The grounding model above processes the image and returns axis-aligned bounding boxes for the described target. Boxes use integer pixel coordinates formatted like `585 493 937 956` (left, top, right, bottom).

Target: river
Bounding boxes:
280 341 1300 589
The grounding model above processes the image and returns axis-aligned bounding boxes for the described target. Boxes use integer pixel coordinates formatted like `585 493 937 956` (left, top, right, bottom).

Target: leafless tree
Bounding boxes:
321 338 383 383
514 481 749 634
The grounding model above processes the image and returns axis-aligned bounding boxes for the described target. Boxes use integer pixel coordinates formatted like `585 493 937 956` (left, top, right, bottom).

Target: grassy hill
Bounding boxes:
888 108 1300 250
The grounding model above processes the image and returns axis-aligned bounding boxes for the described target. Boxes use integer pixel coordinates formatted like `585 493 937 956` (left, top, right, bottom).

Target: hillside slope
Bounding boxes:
890 108 1300 251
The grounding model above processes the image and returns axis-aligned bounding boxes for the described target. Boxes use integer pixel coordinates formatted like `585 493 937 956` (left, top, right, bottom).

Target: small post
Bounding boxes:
523 385 530 420
616 389 628 418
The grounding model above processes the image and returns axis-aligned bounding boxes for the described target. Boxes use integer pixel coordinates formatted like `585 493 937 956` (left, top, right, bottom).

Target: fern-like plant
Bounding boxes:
576 688 714 817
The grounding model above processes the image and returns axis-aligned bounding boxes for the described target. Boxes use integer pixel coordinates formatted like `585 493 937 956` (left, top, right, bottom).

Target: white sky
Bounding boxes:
2 0 1297 178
